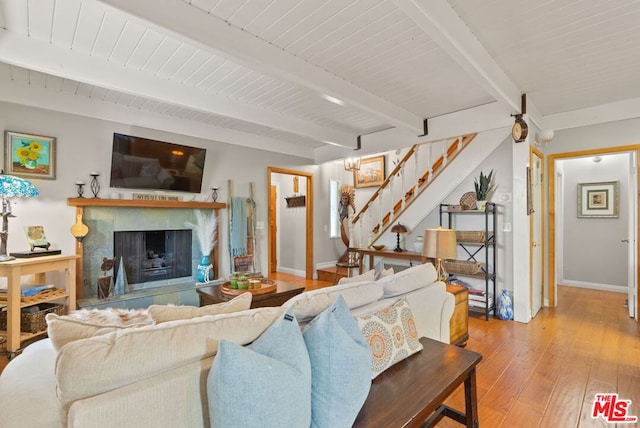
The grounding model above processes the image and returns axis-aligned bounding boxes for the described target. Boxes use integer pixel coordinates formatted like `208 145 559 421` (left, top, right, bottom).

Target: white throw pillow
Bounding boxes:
338 269 375 285
282 280 383 323
378 262 437 297
148 292 252 323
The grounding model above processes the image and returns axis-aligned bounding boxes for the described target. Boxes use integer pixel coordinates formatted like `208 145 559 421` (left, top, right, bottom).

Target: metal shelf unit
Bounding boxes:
439 203 497 320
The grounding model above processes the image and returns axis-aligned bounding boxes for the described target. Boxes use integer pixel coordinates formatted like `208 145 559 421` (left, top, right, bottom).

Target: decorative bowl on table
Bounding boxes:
372 244 385 251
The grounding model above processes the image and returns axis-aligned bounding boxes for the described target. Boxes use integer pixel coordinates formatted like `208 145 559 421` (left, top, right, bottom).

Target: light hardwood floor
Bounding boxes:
1 276 638 428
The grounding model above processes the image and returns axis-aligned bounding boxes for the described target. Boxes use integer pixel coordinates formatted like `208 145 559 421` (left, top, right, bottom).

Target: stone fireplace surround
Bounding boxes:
68 198 225 309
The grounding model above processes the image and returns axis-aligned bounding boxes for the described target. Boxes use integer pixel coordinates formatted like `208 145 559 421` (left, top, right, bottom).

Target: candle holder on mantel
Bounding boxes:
75 181 85 198
89 173 100 198
211 187 219 203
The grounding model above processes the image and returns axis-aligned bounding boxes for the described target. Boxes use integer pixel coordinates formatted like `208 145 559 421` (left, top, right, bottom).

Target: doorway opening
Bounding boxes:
549 146 638 320
267 167 313 280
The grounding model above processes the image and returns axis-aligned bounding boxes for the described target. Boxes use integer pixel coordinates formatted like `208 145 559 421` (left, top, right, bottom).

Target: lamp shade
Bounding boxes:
0 174 39 198
422 228 457 259
391 223 408 234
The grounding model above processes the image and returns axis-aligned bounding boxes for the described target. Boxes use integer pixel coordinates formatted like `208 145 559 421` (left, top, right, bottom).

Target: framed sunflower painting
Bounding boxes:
4 131 56 179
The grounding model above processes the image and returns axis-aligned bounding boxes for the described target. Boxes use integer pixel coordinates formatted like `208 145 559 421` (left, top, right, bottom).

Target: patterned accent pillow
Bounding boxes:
356 298 423 378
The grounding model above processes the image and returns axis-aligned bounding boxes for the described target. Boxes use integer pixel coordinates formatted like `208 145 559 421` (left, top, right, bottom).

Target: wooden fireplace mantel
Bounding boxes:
67 198 227 302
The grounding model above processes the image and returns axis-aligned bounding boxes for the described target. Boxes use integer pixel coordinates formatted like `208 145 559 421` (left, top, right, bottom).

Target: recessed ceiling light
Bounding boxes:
320 94 345 106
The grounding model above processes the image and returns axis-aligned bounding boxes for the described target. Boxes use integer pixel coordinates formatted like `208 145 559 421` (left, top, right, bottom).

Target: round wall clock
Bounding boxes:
512 117 528 143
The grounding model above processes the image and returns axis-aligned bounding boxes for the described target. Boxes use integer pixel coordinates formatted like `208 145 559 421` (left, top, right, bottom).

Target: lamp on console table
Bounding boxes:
422 227 457 282
391 223 408 252
0 172 39 261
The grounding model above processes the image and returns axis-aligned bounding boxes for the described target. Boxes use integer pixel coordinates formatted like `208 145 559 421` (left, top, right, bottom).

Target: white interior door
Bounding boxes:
530 151 544 317
627 152 637 319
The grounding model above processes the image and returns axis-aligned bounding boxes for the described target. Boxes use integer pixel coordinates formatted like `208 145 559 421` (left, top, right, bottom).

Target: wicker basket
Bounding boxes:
0 303 65 333
443 260 484 275
455 230 485 243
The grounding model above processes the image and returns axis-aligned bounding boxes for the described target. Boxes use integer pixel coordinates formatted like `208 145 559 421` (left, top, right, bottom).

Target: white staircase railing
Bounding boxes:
351 133 477 247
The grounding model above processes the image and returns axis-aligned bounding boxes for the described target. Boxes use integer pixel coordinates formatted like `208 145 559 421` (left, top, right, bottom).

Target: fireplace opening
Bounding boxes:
114 229 192 288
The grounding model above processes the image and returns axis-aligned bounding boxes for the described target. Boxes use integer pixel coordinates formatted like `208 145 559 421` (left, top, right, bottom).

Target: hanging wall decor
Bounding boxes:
577 181 619 218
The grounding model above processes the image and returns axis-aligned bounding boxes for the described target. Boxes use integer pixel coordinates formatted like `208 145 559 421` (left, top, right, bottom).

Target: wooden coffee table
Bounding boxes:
196 281 305 308
354 337 482 427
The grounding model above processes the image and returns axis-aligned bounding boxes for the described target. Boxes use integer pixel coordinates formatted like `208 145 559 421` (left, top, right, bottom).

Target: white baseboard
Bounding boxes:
559 279 628 294
315 261 337 270
276 266 306 277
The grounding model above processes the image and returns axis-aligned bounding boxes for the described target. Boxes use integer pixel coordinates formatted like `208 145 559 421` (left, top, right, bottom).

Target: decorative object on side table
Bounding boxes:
210 187 219 202
89 172 101 198
391 223 408 252
185 210 218 283
4 131 56 180
0 172 39 261
422 227 457 282
474 169 494 211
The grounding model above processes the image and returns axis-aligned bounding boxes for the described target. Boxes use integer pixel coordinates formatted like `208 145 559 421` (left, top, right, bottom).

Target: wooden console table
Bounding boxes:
354 248 424 274
354 337 482 427
0 255 77 358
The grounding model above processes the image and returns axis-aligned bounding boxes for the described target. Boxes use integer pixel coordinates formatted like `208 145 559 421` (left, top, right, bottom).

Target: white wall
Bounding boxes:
0 101 311 279
559 154 628 288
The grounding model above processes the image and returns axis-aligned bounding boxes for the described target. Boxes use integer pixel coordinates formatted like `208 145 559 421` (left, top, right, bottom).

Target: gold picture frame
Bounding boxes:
577 181 619 218
4 131 56 180
354 155 385 188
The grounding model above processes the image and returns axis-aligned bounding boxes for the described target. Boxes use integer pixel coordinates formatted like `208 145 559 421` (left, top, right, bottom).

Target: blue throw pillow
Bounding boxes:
207 309 311 428
303 295 372 427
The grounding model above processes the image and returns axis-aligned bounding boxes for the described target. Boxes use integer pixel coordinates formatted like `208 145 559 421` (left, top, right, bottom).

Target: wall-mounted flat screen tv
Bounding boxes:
110 133 206 193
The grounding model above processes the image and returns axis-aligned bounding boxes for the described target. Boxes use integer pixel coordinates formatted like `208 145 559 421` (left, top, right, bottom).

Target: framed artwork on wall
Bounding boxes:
577 181 619 218
4 131 56 180
354 155 385 188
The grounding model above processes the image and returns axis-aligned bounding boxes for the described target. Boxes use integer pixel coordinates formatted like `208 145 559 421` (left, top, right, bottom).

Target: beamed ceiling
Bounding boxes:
1 0 639 161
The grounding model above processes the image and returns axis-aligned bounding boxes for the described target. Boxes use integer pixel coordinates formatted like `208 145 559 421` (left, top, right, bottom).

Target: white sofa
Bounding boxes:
0 263 454 428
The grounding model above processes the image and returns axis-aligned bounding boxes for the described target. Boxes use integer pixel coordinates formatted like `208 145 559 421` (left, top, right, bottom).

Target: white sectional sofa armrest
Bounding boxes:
350 280 454 343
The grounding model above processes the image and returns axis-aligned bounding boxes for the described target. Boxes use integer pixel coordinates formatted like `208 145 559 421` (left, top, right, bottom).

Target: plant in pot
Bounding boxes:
474 170 494 210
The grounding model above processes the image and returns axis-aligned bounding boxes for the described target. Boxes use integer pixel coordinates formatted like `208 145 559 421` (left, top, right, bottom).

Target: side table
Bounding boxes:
446 284 469 346
0 255 77 358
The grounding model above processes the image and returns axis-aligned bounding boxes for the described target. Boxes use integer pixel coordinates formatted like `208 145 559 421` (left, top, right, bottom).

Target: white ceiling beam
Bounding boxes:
393 0 522 115
97 0 424 134
0 66 316 159
0 29 354 149
543 97 640 131
315 102 513 163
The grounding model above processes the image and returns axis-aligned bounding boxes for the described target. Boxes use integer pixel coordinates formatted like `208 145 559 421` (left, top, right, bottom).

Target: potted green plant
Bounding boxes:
474 170 494 210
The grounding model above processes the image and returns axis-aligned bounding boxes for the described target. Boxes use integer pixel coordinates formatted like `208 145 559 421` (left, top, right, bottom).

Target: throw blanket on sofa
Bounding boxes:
230 196 247 257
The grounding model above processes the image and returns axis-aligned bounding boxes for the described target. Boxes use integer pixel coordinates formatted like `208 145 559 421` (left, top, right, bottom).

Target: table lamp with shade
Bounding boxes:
422 227 457 282
391 223 408 252
0 173 39 261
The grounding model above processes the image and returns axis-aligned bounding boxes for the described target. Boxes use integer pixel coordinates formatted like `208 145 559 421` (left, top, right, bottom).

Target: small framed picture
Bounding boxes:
4 131 56 180
577 181 619 218
354 155 385 188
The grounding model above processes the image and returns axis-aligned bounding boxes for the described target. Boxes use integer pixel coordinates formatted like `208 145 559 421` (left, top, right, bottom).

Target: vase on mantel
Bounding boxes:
196 254 212 283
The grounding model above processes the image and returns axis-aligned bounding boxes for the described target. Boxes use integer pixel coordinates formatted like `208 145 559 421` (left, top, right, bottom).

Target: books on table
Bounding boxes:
0 283 56 297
